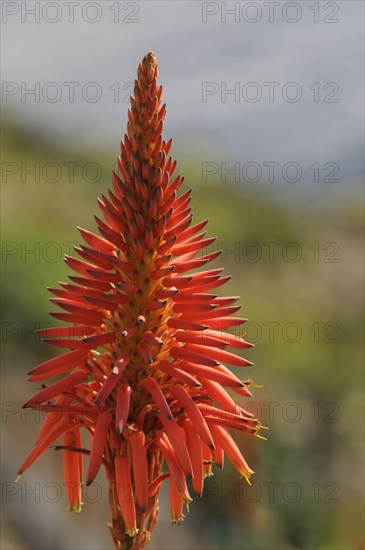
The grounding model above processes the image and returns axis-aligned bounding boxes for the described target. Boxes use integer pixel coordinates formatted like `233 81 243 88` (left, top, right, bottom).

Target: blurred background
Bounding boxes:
1 1 364 549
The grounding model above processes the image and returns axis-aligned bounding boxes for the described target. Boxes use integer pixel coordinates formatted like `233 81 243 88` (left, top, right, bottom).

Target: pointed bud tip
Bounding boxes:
144 50 155 61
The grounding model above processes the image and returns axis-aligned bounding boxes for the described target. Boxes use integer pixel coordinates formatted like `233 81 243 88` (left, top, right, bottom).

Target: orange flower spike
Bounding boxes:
19 51 262 548
86 411 113 486
63 430 82 512
115 455 138 537
129 430 149 512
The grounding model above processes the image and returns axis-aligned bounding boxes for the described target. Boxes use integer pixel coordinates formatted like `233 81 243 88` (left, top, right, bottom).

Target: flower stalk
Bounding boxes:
19 51 263 550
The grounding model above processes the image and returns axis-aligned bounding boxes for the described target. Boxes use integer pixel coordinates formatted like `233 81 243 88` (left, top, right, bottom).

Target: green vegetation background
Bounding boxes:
1 117 363 549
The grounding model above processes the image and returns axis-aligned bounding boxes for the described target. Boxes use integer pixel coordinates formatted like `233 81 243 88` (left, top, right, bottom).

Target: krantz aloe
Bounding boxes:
19 51 264 550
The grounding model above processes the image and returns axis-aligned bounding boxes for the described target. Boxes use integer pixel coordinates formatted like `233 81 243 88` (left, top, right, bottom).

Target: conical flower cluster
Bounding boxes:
19 52 263 550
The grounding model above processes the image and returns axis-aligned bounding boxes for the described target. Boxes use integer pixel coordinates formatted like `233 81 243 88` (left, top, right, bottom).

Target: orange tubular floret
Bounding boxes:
86 411 113 486
115 455 138 537
170 477 185 525
24 368 88 407
143 377 173 419
63 430 82 512
116 383 131 434
170 384 215 450
209 424 254 483
27 348 87 375
156 433 192 503
182 417 204 497
129 430 149 512
17 413 74 479
156 412 193 478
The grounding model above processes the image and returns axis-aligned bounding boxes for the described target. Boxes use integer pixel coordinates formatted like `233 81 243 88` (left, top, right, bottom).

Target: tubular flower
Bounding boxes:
19 52 263 550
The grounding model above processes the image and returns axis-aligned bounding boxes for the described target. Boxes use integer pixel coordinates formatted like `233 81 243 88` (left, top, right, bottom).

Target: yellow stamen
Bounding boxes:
242 473 252 485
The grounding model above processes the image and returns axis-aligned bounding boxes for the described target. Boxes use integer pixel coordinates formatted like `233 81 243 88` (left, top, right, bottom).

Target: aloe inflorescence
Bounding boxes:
19 51 263 550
